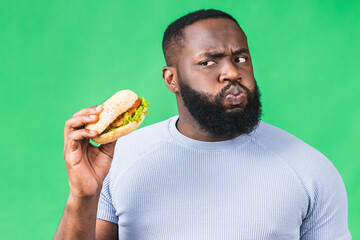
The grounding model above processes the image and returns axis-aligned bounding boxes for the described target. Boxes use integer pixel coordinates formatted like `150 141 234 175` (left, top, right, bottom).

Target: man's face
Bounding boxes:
175 18 261 137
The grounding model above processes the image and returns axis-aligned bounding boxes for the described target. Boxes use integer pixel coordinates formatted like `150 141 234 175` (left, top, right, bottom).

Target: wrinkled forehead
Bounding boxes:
182 18 248 56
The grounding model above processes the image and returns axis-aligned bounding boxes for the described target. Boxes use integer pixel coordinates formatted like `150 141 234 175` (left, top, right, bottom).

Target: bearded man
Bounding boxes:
55 9 351 240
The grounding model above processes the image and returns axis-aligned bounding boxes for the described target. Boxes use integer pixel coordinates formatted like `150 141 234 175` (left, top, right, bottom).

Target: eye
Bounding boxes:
200 60 216 66
235 57 247 63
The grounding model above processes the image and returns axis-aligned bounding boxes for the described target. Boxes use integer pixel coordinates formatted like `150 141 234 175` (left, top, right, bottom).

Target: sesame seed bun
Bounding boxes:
85 90 144 144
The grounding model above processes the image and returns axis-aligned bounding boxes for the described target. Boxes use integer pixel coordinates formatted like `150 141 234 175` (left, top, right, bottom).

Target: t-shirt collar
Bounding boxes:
167 116 258 150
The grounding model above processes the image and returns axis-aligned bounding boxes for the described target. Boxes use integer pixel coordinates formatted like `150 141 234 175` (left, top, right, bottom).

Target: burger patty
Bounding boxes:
104 99 140 132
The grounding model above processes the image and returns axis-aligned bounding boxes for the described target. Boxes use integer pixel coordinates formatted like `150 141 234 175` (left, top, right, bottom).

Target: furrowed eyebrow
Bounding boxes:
198 48 249 58
233 48 249 55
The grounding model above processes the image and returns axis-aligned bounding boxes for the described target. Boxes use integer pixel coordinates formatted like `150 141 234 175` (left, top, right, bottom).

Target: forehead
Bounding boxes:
182 18 248 56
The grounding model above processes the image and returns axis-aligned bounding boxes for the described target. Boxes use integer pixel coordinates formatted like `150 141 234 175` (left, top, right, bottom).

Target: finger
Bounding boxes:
73 105 103 118
68 114 100 129
98 141 117 159
66 129 98 152
64 114 99 138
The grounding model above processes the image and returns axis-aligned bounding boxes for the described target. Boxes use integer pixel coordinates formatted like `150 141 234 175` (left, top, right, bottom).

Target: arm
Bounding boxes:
54 105 117 240
54 194 118 240
300 160 351 239
96 219 118 240
55 194 99 239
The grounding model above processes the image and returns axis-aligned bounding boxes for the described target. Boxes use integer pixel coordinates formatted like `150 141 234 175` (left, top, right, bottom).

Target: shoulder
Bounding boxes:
107 117 175 179
253 121 344 198
114 116 175 157
254 121 330 167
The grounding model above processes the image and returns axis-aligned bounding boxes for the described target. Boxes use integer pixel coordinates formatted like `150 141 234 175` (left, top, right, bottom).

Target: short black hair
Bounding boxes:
162 9 242 66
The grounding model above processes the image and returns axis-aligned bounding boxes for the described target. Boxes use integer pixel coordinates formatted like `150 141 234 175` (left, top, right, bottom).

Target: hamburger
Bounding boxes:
85 90 149 144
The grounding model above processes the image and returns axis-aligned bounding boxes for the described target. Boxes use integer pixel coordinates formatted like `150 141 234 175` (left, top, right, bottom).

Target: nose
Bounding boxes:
219 60 241 83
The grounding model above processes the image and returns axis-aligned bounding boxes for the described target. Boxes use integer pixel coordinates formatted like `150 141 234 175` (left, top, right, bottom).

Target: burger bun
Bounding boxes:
85 90 144 144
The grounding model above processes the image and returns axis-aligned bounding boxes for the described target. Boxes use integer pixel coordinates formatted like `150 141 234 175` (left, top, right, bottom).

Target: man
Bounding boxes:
55 9 351 239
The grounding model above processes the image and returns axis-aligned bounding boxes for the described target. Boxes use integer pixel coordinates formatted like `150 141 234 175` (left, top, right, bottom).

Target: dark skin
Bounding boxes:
163 18 256 141
55 17 256 239
54 104 118 240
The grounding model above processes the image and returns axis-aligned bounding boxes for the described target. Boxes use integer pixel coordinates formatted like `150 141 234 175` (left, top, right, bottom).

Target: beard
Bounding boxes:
178 80 262 138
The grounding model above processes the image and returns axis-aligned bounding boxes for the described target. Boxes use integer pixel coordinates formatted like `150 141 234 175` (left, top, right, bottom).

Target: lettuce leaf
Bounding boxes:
109 97 149 132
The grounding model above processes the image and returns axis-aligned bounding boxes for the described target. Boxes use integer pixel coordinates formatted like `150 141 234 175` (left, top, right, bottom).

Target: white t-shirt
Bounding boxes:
97 116 351 239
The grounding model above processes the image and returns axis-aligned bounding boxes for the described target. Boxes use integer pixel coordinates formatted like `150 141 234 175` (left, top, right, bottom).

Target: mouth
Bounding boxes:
223 85 247 107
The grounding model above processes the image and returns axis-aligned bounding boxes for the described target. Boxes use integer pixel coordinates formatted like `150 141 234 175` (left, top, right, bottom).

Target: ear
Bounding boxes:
162 66 179 93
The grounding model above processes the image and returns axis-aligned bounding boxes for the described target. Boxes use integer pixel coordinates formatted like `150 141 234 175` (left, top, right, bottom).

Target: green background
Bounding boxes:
1 0 359 239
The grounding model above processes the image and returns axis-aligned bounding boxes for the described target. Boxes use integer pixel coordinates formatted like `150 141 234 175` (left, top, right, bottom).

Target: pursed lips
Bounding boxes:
224 85 247 106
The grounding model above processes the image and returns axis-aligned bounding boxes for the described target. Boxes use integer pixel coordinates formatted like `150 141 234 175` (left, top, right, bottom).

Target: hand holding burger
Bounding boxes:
58 90 148 239
63 90 149 199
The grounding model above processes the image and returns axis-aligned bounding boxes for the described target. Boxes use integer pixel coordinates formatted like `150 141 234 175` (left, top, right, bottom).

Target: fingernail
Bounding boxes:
96 105 103 111
89 115 96 119
90 130 97 134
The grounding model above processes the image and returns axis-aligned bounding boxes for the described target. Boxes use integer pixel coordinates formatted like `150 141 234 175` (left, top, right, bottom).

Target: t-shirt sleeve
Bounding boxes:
300 158 351 239
97 173 118 224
